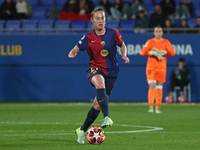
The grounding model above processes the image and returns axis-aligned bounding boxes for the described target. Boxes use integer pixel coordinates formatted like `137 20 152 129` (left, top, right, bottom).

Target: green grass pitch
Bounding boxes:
0 103 200 150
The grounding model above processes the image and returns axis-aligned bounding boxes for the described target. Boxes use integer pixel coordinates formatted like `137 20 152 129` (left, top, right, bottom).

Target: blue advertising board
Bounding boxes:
0 34 199 102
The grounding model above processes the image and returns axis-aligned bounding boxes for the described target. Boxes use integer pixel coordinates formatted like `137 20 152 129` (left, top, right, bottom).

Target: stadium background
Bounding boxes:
0 34 199 102
0 0 199 102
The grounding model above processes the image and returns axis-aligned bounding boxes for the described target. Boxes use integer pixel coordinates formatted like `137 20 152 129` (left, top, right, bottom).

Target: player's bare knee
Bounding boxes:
150 84 156 89
95 83 105 89
148 81 156 89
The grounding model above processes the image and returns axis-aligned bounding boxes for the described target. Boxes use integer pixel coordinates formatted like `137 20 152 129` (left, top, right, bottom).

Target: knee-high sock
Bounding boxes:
148 88 155 107
96 88 109 118
81 107 100 132
156 87 163 108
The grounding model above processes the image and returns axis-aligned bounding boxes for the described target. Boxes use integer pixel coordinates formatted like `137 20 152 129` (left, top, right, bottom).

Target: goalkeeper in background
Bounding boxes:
141 26 175 113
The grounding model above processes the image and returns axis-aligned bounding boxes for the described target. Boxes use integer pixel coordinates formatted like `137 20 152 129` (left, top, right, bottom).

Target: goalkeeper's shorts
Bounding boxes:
146 69 166 83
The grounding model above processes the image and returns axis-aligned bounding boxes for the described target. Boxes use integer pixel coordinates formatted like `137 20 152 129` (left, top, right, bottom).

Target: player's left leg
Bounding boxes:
155 82 164 113
100 77 117 128
146 69 156 113
155 71 166 113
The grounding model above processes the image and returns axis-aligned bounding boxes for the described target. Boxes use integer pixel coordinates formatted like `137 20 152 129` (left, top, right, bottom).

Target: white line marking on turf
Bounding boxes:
0 121 163 136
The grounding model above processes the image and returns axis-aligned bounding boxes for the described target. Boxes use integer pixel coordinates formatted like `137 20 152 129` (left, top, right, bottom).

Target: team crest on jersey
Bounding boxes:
101 41 105 46
100 50 109 56
162 45 164 47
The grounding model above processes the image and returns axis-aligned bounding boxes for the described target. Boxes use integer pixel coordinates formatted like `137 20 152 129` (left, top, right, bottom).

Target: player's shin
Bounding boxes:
96 88 109 118
156 85 163 108
148 88 155 107
81 107 100 132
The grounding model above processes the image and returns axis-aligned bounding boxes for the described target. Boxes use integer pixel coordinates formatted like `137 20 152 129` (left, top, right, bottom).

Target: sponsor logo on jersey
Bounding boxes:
91 40 96 43
101 41 105 46
100 50 109 56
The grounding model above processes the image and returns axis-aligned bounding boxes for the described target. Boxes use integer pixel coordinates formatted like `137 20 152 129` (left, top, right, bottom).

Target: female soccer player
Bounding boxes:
68 7 130 144
141 26 175 114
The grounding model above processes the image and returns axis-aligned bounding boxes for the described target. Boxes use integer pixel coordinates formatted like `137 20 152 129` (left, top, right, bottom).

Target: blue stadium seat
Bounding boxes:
40 0 56 8
174 19 182 27
5 20 21 33
105 20 120 29
22 20 38 33
146 6 155 18
109 0 115 4
27 0 40 8
153 0 161 5
71 20 87 34
54 20 71 34
191 0 200 6
0 1 3 6
195 9 200 17
87 21 94 30
31 8 47 20
55 0 67 8
0 21 5 33
187 19 197 27
123 0 133 3
120 20 135 34
38 20 54 34
143 0 153 7
175 0 182 5
91 0 101 7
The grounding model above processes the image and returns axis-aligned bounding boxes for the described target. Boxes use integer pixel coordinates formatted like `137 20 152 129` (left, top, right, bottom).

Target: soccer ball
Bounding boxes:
178 95 186 103
86 126 105 144
165 95 173 104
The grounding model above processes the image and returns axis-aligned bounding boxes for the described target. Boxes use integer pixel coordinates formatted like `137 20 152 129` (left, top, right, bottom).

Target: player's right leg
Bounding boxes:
75 127 85 144
75 97 100 144
146 69 156 113
148 81 156 113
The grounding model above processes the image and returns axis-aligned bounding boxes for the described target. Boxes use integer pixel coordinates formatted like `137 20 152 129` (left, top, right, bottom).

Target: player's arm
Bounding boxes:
166 40 175 56
68 34 88 59
114 29 129 64
141 40 151 56
141 40 163 60
120 42 130 64
68 45 80 59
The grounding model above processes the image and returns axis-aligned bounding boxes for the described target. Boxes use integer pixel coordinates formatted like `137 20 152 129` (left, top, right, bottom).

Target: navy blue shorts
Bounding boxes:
87 68 117 96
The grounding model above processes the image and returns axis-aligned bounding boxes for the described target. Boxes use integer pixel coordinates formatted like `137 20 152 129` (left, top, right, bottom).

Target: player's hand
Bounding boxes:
151 48 166 60
68 53 76 59
148 50 163 60
159 50 167 55
122 56 130 64
152 48 167 56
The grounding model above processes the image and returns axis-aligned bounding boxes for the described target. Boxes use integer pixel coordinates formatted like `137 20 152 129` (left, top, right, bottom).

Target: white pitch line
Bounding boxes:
0 121 163 136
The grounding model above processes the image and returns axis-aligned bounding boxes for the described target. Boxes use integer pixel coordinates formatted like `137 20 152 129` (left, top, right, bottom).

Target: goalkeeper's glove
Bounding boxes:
152 48 167 56
148 51 163 60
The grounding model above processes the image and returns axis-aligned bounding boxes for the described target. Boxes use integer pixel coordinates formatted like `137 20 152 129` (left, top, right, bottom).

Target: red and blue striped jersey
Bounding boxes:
77 28 123 78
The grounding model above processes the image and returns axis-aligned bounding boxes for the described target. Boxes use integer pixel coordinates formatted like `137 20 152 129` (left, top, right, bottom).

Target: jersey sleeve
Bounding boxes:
114 29 123 46
76 34 89 51
166 40 175 56
141 40 151 56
